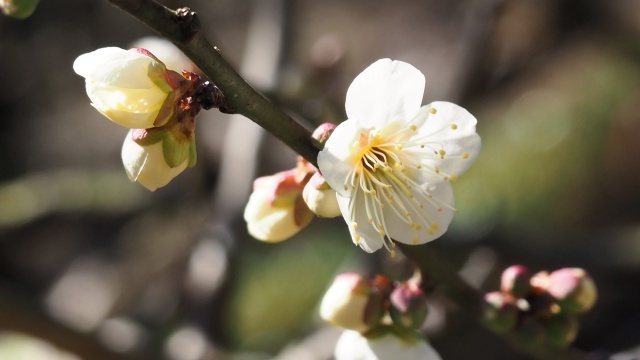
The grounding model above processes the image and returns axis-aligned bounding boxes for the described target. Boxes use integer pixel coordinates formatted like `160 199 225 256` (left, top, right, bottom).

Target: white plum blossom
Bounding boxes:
318 59 480 253
334 330 442 360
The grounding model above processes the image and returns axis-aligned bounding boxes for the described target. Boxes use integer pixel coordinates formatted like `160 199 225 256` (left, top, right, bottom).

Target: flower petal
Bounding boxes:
409 102 481 182
346 59 425 129
74 47 158 89
336 193 384 253
318 118 362 197
382 181 455 245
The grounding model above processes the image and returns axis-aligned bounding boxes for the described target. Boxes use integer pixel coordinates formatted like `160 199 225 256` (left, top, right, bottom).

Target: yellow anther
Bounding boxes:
430 107 437 114
410 125 417 131
437 207 442 212
443 176 449 181
438 149 446 159
431 223 439 230
435 167 440 174
354 234 361 243
370 190 377 196
396 144 403 150
351 222 359 229
428 229 435 235
450 175 458 182
416 165 422 169
420 144 425 148
368 218 373 223
391 242 396 248
378 230 386 236
451 124 458 130
390 250 396 258
419 204 424 209
462 152 469 159
412 237 419 244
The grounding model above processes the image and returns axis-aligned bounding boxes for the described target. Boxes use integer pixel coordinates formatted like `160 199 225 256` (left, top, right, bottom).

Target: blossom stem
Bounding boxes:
105 0 321 166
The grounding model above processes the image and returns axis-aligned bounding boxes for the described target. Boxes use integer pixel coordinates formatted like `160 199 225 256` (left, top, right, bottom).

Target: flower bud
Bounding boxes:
389 282 428 329
543 314 578 348
121 127 195 191
529 271 551 295
320 273 385 333
481 291 519 333
547 268 597 314
312 122 337 146
243 163 315 242
303 172 341 218
73 47 187 129
500 265 532 298
0 0 40 18
334 329 442 360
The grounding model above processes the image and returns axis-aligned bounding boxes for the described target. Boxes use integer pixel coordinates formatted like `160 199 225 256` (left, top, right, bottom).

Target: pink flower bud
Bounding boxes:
243 162 315 242
481 291 519 333
543 314 578 348
547 268 597 314
389 282 428 329
500 265 532 298
312 122 337 146
320 273 385 333
73 47 187 129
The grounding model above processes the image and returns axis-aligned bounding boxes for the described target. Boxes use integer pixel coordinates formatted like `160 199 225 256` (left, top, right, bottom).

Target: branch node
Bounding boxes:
174 7 200 42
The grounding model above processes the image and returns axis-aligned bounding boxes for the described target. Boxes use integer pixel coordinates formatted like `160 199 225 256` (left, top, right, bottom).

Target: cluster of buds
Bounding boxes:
243 123 341 242
320 272 441 360
74 47 226 191
482 265 597 348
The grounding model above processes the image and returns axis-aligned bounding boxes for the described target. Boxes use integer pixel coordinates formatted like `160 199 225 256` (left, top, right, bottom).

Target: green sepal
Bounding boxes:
147 60 174 94
132 128 167 146
188 140 197 167
153 92 176 127
1 0 40 19
162 133 190 168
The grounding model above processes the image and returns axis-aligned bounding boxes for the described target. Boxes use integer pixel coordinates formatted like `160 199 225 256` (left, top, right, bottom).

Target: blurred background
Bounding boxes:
1 0 640 359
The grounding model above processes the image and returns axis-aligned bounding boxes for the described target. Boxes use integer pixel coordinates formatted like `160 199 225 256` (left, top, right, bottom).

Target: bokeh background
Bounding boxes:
1 0 640 359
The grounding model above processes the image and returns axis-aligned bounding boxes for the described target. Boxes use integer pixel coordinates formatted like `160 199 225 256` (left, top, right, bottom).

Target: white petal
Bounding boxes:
346 59 425 128
336 193 384 253
121 132 187 191
74 47 156 89
243 190 300 242
411 102 481 180
383 181 455 245
335 330 442 360
318 118 362 197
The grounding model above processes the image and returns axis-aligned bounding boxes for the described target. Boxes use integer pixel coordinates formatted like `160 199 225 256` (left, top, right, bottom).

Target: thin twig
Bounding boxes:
106 0 321 167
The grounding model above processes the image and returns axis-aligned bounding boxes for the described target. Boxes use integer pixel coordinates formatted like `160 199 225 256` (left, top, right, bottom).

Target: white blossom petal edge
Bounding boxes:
318 59 481 253
334 330 442 360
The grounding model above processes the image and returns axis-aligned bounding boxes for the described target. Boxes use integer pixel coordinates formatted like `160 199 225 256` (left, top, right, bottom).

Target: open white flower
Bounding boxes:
318 59 480 253
334 330 442 360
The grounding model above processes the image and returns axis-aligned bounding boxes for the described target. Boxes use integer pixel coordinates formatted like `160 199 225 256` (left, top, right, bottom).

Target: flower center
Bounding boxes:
343 122 462 254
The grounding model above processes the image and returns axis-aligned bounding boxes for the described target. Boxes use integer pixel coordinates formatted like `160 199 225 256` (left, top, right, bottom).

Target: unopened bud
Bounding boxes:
389 282 428 329
312 123 337 146
303 172 341 218
547 268 597 314
530 271 551 295
121 128 195 191
501 265 532 298
74 47 187 129
244 167 314 243
320 273 385 333
543 314 578 348
0 0 40 19
481 291 519 333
